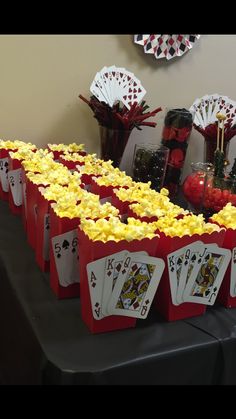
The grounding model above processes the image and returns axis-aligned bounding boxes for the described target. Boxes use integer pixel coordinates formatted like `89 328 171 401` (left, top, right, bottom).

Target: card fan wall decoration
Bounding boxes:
134 35 201 61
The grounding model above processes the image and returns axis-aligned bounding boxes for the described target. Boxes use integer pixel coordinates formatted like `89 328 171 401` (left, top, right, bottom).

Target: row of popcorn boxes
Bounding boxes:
1 142 236 334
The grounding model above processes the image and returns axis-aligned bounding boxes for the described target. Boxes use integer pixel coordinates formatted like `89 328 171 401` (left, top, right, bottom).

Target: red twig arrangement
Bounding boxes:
79 95 162 131
194 122 236 142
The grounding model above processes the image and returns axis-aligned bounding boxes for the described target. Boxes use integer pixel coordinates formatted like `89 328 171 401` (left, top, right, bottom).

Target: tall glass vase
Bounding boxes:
99 126 131 168
204 136 230 166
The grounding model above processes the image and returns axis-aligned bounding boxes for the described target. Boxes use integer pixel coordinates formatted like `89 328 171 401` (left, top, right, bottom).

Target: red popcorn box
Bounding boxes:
153 229 226 321
58 156 82 170
111 191 137 215
21 168 28 231
26 178 40 249
79 173 100 191
90 178 127 200
47 148 64 161
127 206 158 223
78 228 160 334
215 227 236 308
8 155 23 215
35 188 54 272
49 206 81 299
0 148 15 201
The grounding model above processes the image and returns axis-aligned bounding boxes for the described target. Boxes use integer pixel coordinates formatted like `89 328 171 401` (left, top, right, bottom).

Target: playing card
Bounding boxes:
90 65 146 110
101 250 148 316
0 157 9 192
101 250 129 316
52 229 80 288
87 255 108 320
8 168 22 206
183 244 231 305
175 241 204 305
107 254 165 319
230 247 236 297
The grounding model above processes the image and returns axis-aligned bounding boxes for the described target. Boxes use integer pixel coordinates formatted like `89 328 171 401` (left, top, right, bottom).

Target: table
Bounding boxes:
0 200 235 385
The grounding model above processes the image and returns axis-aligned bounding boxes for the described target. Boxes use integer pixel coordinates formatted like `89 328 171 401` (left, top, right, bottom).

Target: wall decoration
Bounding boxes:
134 35 200 61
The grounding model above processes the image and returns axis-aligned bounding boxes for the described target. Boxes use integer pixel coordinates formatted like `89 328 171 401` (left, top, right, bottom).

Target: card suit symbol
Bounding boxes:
112 71 115 76
72 247 76 253
122 269 126 274
198 258 202 263
11 182 15 187
128 95 132 100
133 88 137 93
134 94 137 99
192 255 196 261
133 301 140 309
132 264 138 271
62 239 70 250
95 302 100 307
127 76 131 81
138 88 142 93
92 282 96 288
205 254 210 261
19 180 22 184
116 263 122 271
205 289 210 296
145 299 150 304
177 258 182 265
133 82 137 86
4 162 8 167
230 104 233 109
171 267 174 272
184 261 188 266
0 167 2 170
123 95 127 100
129 88 132 93
213 287 217 292
107 270 112 277
57 253 61 258
46 225 49 230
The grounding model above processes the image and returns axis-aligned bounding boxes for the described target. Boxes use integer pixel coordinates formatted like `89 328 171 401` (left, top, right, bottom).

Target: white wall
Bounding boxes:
0 34 236 178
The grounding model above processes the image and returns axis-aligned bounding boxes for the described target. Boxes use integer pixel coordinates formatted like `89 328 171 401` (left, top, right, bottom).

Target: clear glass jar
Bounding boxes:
182 162 214 211
132 144 169 192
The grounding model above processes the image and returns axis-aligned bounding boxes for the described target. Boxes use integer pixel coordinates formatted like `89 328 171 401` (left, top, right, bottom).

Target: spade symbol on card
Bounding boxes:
205 254 210 261
205 289 210 296
72 247 76 253
191 255 196 262
62 240 70 250
171 267 174 272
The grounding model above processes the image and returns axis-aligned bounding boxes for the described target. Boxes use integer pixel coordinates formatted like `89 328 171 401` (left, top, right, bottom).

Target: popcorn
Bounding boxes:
129 200 188 219
0 139 36 150
154 213 222 237
211 203 236 229
26 163 75 186
9 148 36 161
77 158 115 176
94 170 134 187
48 143 85 152
80 216 158 242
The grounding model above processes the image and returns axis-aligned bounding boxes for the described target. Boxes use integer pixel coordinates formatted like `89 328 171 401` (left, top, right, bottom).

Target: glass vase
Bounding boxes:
99 126 131 168
202 175 236 217
161 108 193 197
132 144 169 192
182 162 214 212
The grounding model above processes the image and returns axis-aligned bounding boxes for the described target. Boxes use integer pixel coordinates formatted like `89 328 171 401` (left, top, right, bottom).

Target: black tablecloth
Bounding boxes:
0 199 235 385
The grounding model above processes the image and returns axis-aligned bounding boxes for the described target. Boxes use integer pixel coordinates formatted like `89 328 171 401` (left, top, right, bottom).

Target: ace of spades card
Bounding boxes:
230 247 236 297
0 157 9 192
8 168 23 206
52 229 80 288
108 254 165 319
183 245 231 305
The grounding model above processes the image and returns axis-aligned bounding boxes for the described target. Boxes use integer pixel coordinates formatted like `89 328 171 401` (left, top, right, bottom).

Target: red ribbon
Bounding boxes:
162 126 192 142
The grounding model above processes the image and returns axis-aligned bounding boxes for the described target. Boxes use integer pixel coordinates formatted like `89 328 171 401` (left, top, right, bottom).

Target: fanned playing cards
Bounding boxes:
90 65 146 109
189 94 236 128
134 35 200 61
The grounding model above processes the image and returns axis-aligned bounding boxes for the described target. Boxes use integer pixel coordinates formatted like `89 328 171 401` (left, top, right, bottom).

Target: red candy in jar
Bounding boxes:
182 163 214 210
